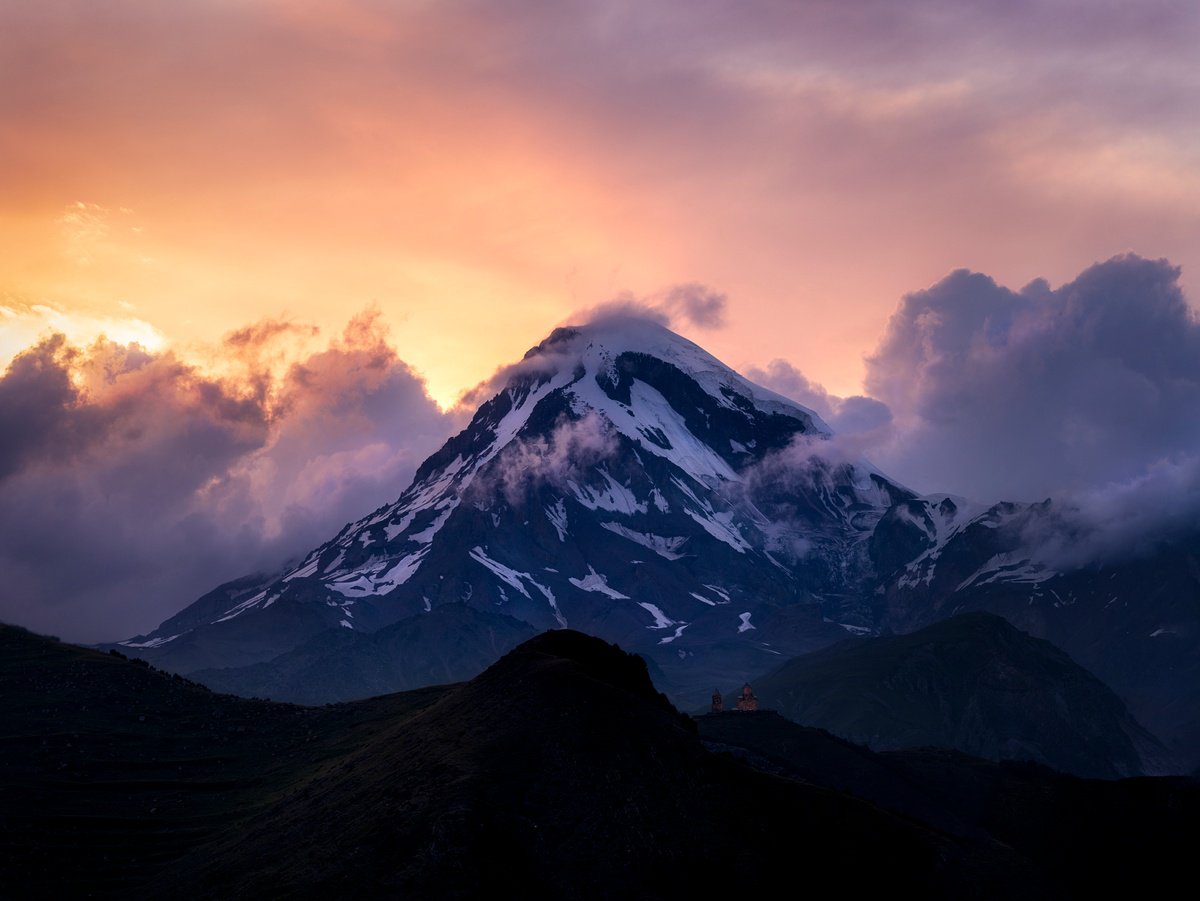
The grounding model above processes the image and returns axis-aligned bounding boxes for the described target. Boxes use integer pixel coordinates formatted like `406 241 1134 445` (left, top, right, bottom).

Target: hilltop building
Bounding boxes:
734 683 758 712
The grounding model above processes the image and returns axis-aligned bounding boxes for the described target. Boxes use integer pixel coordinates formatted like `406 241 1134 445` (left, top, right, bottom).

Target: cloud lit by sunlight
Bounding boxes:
0 302 168 369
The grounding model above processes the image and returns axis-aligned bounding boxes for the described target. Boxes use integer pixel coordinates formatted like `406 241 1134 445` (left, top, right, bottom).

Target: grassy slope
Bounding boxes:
0 625 449 896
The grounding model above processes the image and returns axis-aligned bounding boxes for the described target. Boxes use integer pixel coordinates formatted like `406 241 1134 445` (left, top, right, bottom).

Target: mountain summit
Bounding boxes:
123 319 907 700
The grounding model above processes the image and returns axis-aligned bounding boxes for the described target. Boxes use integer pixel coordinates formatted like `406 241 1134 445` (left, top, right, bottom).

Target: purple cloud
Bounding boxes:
745 359 892 437
864 254 1200 503
0 313 452 642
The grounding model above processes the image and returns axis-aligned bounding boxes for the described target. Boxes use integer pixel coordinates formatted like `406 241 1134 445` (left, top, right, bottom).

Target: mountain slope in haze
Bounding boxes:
746 612 1168 779
191 603 535 704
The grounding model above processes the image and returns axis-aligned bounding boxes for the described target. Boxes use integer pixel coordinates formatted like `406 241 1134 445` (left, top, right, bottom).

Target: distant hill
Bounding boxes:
191 603 535 704
746 612 1170 778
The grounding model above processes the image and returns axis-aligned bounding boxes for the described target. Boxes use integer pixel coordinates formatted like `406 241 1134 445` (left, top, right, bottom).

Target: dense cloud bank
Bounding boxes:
757 253 1200 563
865 253 1200 502
0 313 452 642
746 360 892 440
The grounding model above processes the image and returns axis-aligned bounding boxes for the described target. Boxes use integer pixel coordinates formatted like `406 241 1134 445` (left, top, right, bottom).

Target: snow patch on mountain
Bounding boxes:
379 547 430 586
686 508 751 553
555 318 832 432
545 498 569 541
659 622 690 644
467 546 567 625
568 471 647 514
637 602 675 630
568 566 629 599
410 502 458 543
385 511 417 541
469 546 532 599
957 555 1058 591
284 560 319 582
600 522 688 560
120 633 181 649
211 589 271 623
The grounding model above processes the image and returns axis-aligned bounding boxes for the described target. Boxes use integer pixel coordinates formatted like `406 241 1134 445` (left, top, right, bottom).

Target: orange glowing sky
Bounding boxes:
4 0 1198 408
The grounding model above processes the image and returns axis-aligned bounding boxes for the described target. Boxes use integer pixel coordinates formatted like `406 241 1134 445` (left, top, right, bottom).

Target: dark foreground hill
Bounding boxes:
164 630 977 900
745 612 1170 778
4 623 1196 899
1 623 959 898
697 711 1199 899
0 623 450 897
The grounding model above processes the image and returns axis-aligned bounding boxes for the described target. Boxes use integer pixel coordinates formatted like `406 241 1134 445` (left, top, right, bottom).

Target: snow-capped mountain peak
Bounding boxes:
120 318 903 700
522 318 833 433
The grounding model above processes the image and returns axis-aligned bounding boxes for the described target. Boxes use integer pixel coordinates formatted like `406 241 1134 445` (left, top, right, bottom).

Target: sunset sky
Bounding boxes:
3 0 1199 640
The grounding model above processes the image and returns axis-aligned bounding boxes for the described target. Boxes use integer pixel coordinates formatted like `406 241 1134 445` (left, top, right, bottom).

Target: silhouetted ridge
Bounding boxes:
156 627 962 899
493 628 669 707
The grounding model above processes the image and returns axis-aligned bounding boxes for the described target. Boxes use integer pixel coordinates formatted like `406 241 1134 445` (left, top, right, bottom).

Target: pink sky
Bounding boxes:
4 0 1197 407
4 1 1200 641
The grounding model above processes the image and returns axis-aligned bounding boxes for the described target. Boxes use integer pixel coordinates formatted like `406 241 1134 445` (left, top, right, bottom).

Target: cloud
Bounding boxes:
487 411 619 506
0 301 167 368
565 282 729 334
726 429 897 566
862 253 1200 503
566 295 672 331
745 253 1200 566
1023 455 1200 569
0 313 452 643
4 0 1198 413
745 359 892 436
661 283 728 329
